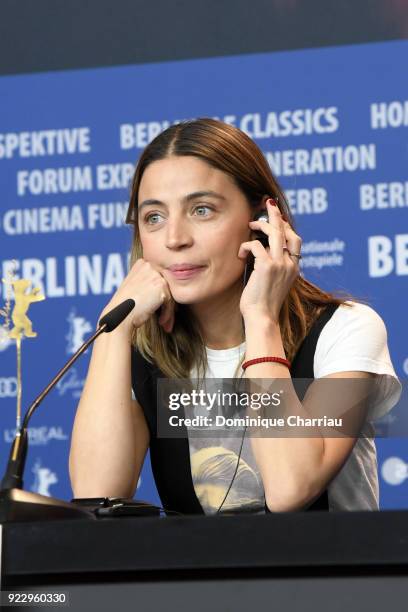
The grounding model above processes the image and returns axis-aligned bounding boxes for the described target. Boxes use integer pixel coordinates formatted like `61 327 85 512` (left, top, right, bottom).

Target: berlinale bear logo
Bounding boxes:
30 458 58 497
66 308 92 354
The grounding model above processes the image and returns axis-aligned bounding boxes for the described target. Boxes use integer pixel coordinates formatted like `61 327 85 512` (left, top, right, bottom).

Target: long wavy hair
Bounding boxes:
125 118 366 381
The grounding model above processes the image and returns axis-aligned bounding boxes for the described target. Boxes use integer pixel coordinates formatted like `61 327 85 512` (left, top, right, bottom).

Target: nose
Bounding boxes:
165 213 194 249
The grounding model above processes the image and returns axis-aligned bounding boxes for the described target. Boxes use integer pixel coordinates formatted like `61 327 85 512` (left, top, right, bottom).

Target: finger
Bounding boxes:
158 306 172 332
238 239 271 262
248 217 286 261
282 220 302 262
158 293 176 332
265 199 287 260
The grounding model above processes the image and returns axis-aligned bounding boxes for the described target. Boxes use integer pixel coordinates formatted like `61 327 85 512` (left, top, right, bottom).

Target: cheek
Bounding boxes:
207 239 239 267
138 232 158 260
209 224 251 255
201 226 250 276
139 224 251 266
229 229 253 257
207 242 247 280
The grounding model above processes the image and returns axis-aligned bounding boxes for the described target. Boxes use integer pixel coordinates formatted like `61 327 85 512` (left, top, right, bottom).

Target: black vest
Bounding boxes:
131 303 340 515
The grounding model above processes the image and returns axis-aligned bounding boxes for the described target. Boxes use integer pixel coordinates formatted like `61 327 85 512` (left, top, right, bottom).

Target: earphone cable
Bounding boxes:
215 304 248 515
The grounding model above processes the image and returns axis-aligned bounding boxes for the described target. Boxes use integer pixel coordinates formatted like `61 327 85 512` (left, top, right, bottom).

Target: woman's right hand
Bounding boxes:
98 258 176 336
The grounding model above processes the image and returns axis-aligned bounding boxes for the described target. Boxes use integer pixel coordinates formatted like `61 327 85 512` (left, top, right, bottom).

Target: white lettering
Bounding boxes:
96 164 134 190
368 236 394 277
119 121 171 149
360 182 408 210
0 128 91 159
266 144 376 176
2 206 85 235
371 101 408 129
239 107 339 138
87 202 128 229
285 188 328 214
17 166 93 196
0 254 128 299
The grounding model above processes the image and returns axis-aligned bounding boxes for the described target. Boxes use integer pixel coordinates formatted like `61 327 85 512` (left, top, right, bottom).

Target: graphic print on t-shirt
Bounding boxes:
188 353 266 514
188 435 266 514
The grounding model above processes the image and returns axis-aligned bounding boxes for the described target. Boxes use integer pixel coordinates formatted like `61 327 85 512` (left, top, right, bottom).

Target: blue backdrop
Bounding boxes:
0 39 406 509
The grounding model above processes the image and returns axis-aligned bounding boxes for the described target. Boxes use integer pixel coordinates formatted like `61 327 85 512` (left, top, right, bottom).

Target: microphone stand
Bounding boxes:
0 300 134 523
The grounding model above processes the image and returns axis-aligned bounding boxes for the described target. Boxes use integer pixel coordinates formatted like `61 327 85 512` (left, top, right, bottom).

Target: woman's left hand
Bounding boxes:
238 199 302 323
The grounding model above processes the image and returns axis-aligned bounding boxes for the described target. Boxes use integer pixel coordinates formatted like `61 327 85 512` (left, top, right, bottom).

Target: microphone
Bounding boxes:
98 298 135 332
0 299 135 522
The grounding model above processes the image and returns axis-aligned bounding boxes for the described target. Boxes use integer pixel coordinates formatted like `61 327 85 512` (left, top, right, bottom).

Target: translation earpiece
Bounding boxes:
253 209 269 222
251 208 269 248
242 207 271 287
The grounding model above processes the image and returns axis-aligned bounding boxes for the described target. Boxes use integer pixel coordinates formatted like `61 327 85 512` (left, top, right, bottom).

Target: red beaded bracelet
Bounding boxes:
242 356 291 371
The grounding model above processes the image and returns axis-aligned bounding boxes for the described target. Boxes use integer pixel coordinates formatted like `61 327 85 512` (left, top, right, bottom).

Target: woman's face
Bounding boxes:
137 155 255 305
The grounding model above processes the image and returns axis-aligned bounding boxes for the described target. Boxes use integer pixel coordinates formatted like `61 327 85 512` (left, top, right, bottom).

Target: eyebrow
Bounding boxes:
137 190 227 214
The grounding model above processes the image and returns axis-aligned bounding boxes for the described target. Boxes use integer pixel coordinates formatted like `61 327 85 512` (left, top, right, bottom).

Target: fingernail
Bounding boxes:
267 198 277 207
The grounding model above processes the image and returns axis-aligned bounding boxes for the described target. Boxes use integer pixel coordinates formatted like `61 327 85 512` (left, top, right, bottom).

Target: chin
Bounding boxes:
169 288 206 305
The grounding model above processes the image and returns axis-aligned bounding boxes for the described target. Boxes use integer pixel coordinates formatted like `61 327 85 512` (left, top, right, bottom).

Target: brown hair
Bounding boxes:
126 118 367 380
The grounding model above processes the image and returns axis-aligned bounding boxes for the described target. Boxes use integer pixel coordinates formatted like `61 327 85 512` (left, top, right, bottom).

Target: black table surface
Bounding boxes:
3 509 408 583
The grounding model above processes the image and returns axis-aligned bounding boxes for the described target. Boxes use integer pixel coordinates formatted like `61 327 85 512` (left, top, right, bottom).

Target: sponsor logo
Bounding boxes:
56 368 85 399
0 377 17 398
4 425 68 446
381 456 408 486
29 458 58 497
66 308 92 354
299 238 345 270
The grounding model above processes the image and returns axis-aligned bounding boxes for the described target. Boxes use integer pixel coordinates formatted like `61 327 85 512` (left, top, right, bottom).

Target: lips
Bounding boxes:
167 264 206 271
168 266 206 279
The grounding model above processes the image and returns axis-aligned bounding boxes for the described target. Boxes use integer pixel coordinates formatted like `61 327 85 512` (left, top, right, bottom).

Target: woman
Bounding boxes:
69 118 402 514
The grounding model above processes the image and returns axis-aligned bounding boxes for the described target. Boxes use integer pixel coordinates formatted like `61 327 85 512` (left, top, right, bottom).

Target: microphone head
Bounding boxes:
98 299 135 332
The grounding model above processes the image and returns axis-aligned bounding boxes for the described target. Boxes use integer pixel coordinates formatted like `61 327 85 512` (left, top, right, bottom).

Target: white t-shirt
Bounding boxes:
187 301 402 513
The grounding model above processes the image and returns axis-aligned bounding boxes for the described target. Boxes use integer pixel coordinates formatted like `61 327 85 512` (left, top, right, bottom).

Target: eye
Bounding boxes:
193 205 213 217
144 205 214 225
144 212 162 225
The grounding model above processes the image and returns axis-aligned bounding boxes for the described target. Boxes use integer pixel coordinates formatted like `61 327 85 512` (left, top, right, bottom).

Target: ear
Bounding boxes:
252 195 270 216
